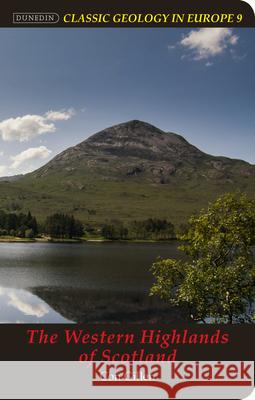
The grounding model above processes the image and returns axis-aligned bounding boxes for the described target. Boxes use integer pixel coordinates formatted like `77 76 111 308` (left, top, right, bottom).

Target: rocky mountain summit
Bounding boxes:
33 120 255 184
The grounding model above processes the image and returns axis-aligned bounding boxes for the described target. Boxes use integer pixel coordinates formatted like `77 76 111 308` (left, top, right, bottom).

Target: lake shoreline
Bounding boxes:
0 236 177 244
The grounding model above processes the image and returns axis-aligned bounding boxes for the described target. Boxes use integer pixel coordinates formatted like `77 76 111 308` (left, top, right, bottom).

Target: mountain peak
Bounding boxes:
115 119 156 127
86 119 164 143
32 120 255 184
111 119 162 131
83 119 199 160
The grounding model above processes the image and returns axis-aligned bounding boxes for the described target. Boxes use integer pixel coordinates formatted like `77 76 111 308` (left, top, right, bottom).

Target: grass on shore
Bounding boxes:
0 235 177 244
0 235 35 242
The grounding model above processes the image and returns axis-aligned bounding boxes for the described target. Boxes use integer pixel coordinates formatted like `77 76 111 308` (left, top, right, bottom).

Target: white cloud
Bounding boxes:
229 35 239 45
0 108 75 142
0 165 7 175
0 287 49 319
230 48 247 61
0 115 55 142
10 146 52 169
180 28 239 61
8 292 49 318
44 108 75 121
0 151 4 156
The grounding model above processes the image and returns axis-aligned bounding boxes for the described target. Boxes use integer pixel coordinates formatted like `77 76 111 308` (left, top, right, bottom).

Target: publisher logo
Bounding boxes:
13 12 59 24
91 361 254 399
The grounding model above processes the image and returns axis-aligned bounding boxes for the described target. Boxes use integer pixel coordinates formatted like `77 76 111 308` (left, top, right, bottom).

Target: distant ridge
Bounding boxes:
0 174 23 182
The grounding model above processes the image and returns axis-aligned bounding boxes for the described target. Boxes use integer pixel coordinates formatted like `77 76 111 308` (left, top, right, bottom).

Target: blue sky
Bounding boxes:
0 28 254 176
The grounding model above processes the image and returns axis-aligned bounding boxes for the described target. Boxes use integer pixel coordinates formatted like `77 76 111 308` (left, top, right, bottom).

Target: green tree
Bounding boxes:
150 193 255 323
101 220 128 240
45 213 84 238
130 218 175 240
0 209 38 237
25 228 34 239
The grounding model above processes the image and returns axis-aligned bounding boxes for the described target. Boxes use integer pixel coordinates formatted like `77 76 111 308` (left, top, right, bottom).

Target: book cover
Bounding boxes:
0 0 254 398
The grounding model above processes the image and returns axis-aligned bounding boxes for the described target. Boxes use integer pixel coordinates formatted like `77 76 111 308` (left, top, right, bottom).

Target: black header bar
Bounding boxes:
0 0 255 28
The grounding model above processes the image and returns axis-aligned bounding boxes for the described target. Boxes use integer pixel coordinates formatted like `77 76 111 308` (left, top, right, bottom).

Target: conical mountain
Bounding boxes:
32 120 255 184
1 120 255 225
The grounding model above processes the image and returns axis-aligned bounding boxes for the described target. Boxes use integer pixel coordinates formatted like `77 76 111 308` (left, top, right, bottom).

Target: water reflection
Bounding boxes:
0 287 72 323
0 242 184 323
30 286 186 323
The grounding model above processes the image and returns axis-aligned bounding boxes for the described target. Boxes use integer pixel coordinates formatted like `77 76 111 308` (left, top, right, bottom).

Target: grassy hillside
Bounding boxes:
1 172 255 228
1 120 255 228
